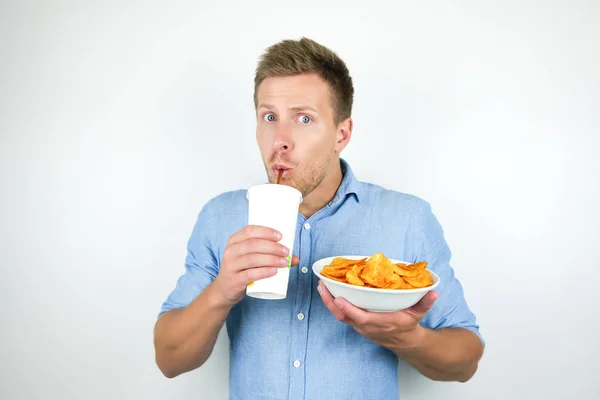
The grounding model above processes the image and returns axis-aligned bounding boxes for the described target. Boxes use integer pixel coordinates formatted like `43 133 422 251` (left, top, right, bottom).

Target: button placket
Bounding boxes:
288 217 317 400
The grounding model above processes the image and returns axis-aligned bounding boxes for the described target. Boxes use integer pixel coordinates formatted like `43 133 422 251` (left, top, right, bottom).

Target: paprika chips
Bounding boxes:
320 253 434 290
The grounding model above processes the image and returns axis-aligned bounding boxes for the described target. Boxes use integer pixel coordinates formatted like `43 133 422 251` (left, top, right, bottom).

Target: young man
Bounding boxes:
154 37 484 400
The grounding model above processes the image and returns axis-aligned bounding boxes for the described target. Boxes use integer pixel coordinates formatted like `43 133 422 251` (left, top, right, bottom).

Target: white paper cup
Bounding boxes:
245 183 303 300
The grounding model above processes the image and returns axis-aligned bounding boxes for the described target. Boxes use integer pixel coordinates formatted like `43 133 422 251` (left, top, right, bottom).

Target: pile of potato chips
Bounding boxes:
320 253 434 289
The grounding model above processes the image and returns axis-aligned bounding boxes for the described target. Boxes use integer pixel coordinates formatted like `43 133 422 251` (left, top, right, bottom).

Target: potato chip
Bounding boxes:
345 263 365 286
331 257 366 269
386 277 414 289
411 261 428 270
320 253 434 290
360 253 395 288
321 267 347 281
322 273 347 283
402 270 434 287
322 257 366 278
392 264 419 277
322 266 351 278
385 272 401 285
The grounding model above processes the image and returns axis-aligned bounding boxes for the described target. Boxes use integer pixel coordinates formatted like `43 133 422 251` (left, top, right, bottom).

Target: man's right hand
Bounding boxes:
212 225 299 307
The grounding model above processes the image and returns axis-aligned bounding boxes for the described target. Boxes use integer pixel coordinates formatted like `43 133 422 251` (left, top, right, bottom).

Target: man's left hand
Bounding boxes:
317 280 439 352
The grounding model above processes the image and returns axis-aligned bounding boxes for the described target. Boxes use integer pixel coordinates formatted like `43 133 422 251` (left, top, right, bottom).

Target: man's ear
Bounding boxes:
335 117 353 152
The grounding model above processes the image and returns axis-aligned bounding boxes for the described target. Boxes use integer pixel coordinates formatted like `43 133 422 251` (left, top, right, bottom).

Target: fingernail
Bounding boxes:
334 299 343 308
270 267 278 274
280 257 288 266
281 246 289 255
274 231 282 240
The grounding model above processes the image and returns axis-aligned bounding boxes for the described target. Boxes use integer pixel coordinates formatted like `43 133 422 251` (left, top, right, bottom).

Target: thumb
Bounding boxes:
406 290 438 318
291 255 300 266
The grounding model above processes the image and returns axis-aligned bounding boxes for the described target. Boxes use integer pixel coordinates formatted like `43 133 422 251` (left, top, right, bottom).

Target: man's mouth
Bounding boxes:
271 164 293 177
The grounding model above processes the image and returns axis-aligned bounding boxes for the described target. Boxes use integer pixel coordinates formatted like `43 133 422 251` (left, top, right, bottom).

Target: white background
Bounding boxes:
1 1 599 399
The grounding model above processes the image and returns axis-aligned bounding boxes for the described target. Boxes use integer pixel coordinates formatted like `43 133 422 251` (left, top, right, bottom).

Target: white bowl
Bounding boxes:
312 255 440 312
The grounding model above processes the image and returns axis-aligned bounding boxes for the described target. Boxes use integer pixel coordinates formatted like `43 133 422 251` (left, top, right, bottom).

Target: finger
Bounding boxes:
244 266 279 284
317 281 351 323
234 253 290 271
291 255 300 266
228 238 289 259
227 225 282 246
405 290 439 319
332 297 370 326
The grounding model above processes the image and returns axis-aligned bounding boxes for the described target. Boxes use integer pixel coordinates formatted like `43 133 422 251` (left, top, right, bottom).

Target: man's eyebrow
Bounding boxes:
257 104 319 113
289 106 318 113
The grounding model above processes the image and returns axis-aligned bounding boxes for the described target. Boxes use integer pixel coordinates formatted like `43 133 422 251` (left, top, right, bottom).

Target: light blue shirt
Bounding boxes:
159 159 483 400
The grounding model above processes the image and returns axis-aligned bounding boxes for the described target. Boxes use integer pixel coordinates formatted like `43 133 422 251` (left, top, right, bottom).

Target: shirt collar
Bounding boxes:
327 158 363 207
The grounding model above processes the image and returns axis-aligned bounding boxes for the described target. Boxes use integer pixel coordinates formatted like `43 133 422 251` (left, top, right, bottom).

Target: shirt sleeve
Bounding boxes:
158 199 220 318
414 200 485 346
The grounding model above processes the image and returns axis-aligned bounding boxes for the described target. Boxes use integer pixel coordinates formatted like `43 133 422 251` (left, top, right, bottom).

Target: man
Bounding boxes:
154 37 484 400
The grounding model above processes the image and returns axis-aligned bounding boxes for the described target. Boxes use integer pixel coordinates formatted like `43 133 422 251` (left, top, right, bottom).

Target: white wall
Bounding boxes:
1 1 599 399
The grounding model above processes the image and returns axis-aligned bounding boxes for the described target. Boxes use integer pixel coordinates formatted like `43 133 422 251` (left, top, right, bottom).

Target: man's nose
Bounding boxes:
273 122 293 152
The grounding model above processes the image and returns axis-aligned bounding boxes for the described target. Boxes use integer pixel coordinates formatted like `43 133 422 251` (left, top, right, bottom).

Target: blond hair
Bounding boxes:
254 37 354 124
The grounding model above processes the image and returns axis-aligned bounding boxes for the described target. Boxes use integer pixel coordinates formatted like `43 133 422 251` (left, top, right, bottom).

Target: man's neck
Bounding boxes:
299 159 343 219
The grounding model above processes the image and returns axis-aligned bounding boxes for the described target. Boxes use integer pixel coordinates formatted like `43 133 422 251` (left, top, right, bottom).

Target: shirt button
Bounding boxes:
293 360 301 368
301 266 308 274
304 222 310 230
297 312 305 321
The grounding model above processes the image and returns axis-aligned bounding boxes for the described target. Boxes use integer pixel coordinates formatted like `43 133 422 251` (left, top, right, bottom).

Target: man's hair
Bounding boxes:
254 37 354 124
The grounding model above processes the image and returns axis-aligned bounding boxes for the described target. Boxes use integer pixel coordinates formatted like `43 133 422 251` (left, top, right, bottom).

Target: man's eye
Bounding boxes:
298 115 312 124
264 113 276 122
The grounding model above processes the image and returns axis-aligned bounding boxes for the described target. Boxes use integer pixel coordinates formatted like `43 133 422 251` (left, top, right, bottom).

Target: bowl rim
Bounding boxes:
312 255 440 294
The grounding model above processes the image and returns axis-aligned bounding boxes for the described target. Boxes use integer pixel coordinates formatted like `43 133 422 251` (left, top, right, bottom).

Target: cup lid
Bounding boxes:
246 183 303 204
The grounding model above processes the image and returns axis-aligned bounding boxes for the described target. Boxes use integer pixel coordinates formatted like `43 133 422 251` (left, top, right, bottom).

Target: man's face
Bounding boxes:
255 73 345 197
